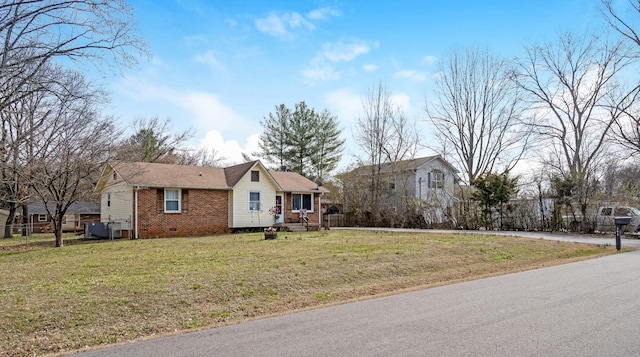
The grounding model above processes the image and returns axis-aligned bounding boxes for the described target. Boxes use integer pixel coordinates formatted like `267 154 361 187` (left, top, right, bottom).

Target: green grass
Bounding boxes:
0 230 626 356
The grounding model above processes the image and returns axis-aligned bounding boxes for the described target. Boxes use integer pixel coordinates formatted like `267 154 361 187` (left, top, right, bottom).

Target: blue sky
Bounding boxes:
105 0 605 168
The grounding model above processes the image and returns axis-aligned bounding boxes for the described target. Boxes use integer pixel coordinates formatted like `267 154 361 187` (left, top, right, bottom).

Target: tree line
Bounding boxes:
3 0 640 246
337 1 640 230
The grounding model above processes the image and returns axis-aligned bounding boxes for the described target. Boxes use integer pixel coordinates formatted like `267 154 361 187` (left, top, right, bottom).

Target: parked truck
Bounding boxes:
594 206 640 232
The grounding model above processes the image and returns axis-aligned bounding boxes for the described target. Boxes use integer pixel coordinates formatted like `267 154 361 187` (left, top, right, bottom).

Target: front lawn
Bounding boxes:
0 230 623 356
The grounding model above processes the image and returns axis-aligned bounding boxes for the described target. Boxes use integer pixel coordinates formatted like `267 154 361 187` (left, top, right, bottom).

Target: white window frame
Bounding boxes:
38 214 47 222
164 188 181 213
249 191 261 212
107 193 111 207
430 169 445 189
292 193 313 212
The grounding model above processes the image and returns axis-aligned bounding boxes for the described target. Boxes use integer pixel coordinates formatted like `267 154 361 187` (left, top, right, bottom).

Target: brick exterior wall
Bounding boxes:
281 192 321 230
135 188 230 238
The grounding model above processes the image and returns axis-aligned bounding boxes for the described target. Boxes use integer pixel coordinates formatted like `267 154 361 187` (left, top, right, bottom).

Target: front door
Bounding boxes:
275 195 284 224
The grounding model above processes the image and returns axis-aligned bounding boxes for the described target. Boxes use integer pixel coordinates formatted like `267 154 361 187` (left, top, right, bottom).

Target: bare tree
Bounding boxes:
352 82 419 224
600 0 640 48
610 95 640 155
597 0 640 159
426 47 530 184
0 0 146 238
514 31 636 229
0 0 146 112
175 147 225 167
116 117 195 163
29 70 119 247
0 62 76 237
0 69 53 237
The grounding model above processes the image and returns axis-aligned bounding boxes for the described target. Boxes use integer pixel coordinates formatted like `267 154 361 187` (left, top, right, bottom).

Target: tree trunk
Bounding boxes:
4 202 16 238
54 216 63 247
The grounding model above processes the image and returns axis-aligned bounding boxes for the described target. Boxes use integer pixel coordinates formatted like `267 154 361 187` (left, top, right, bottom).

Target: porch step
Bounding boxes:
284 223 308 232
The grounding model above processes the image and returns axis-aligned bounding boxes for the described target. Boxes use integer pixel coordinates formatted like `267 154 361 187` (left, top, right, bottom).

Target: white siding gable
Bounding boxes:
230 164 279 228
414 158 456 223
99 169 133 229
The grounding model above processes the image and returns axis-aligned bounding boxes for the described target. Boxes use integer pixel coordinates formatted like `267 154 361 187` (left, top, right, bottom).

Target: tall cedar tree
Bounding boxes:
310 109 345 183
286 102 316 176
259 102 343 181
258 104 290 170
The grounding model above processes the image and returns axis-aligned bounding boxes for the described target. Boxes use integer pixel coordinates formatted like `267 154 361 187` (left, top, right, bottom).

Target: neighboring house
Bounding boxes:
346 155 458 224
94 160 327 238
17 201 100 233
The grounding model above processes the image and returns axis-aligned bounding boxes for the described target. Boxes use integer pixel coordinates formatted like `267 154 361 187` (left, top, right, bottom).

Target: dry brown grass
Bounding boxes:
0 230 623 356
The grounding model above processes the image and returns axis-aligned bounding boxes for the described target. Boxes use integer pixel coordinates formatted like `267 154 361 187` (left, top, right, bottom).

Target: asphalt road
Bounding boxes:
74 231 640 357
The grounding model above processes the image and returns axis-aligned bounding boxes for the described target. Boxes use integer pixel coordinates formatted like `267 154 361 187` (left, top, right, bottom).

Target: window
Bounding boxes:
251 170 259 182
62 216 67 225
38 214 47 222
429 169 444 189
107 193 111 207
614 207 629 216
164 188 181 213
292 193 313 211
601 207 612 216
113 171 117 180
249 191 261 211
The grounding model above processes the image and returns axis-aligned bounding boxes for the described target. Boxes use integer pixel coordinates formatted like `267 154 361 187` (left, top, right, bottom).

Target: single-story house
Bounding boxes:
94 160 328 238
16 201 100 233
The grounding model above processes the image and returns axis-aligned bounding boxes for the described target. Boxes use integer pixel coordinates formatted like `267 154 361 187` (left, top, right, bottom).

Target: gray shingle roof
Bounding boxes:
27 201 100 214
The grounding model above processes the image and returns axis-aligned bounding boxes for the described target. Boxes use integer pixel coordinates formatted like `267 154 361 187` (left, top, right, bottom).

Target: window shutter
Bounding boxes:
427 173 432 189
156 189 164 213
182 189 189 212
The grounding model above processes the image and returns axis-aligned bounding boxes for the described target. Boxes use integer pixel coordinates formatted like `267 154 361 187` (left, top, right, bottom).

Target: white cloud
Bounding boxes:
301 64 340 82
194 50 223 71
173 91 249 134
324 89 412 126
324 88 362 127
255 11 314 40
307 7 342 20
394 70 428 82
302 39 376 82
422 55 438 65
322 40 373 62
390 92 412 113
111 76 252 144
198 130 260 165
363 64 378 72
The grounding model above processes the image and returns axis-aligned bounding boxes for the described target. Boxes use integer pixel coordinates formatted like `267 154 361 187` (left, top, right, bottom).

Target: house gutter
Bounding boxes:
134 186 140 239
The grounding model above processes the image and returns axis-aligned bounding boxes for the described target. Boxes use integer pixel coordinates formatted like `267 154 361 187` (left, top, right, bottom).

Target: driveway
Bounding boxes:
75 230 640 357
338 227 640 248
